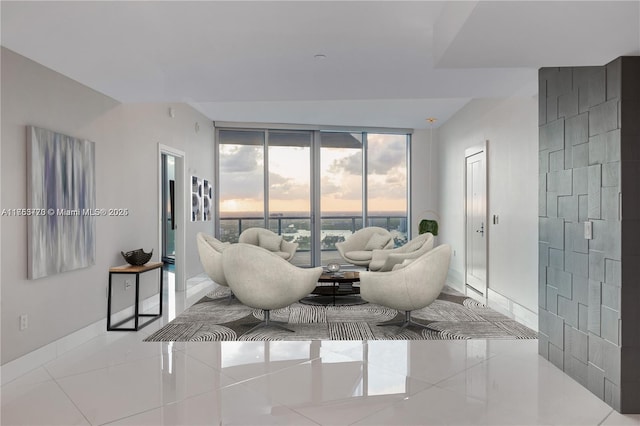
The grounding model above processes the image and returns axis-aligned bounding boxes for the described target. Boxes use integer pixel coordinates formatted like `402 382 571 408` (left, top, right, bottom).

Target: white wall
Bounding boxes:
1 48 214 364
436 97 539 313
410 129 439 238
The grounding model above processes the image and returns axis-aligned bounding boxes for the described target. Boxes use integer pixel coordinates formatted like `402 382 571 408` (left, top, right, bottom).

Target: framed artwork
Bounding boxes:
27 126 96 279
191 176 202 221
191 176 212 222
202 179 212 221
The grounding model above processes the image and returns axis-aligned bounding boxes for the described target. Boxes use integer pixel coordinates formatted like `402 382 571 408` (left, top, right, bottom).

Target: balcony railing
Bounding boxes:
219 215 408 266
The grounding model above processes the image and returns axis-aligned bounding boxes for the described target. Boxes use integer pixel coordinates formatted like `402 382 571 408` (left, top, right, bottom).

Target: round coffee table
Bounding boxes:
301 271 367 306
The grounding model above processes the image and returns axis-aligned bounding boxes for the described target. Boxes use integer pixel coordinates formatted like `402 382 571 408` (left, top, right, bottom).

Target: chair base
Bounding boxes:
246 310 295 334
377 311 432 334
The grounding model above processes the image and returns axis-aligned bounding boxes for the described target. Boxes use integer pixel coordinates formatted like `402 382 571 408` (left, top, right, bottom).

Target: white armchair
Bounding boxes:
360 244 452 333
335 226 394 269
222 243 323 333
368 232 435 272
238 227 298 261
196 232 229 287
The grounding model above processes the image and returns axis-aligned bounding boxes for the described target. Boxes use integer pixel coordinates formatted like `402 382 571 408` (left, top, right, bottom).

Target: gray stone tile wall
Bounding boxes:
540 57 640 412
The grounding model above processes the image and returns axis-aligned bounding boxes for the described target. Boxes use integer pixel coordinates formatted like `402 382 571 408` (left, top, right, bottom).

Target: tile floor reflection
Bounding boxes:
2 272 640 425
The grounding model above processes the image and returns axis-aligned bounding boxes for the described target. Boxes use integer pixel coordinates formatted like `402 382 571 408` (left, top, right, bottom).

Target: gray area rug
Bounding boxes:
144 286 537 341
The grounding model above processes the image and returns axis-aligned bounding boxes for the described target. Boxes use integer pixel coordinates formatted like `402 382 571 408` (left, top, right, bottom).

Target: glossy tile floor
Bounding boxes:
3 272 640 425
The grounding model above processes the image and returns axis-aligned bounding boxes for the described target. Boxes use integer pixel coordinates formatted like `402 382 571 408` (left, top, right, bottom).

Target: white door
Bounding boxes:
465 150 487 296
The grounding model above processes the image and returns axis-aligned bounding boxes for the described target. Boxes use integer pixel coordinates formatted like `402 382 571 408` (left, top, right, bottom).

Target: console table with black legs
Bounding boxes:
107 262 163 331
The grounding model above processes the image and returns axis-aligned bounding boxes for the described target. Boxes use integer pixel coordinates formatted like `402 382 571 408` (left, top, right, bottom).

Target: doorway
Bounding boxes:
158 144 186 291
465 143 488 297
161 153 176 265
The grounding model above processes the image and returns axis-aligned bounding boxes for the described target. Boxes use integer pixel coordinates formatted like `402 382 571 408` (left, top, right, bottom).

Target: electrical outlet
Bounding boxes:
20 314 28 330
124 280 132 290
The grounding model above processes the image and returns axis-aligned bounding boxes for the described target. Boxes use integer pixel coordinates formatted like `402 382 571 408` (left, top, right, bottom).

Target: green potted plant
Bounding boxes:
418 219 438 236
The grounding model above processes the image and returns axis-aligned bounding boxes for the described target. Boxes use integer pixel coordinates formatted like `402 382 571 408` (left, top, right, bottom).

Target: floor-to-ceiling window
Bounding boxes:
216 125 410 267
218 130 265 241
267 131 313 266
320 132 363 265
366 133 408 247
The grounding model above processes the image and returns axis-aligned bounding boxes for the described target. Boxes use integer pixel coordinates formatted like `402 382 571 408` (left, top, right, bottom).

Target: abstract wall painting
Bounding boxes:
203 179 212 221
191 176 213 222
27 126 96 279
191 176 202 221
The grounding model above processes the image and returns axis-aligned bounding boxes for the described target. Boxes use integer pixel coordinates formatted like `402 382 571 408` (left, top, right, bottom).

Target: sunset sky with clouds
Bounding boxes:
219 133 407 215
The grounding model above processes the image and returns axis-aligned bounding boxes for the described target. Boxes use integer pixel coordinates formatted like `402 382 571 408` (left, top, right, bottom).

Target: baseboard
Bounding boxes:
186 273 211 288
446 279 465 294
0 274 210 386
446 268 538 332
486 288 538 332
446 268 465 293
0 316 108 385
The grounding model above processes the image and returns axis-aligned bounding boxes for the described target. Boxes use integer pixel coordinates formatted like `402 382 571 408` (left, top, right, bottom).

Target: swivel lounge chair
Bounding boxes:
196 232 230 287
222 243 323 333
335 226 394 269
238 227 298 261
360 244 452 333
368 232 435 272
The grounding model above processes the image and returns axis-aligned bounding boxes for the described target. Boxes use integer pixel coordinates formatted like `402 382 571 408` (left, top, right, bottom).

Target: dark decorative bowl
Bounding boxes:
121 249 153 266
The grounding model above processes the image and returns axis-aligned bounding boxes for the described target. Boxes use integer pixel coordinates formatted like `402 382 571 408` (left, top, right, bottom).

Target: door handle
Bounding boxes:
476 223 484 236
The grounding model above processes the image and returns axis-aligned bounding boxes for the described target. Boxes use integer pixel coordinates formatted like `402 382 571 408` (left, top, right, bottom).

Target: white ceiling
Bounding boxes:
2 1 639 129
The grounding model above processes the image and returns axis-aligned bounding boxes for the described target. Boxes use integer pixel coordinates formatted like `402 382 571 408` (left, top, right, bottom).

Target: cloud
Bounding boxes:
322 174 362 200
269 172 311 201
221 171 313 203
219 171 263 200
323 140 406 201
220 145 263 173
321 176 340 194
367 139 406 175
219 138 407 212
327 139 406 177
329 152 361 175
384 168 407 186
